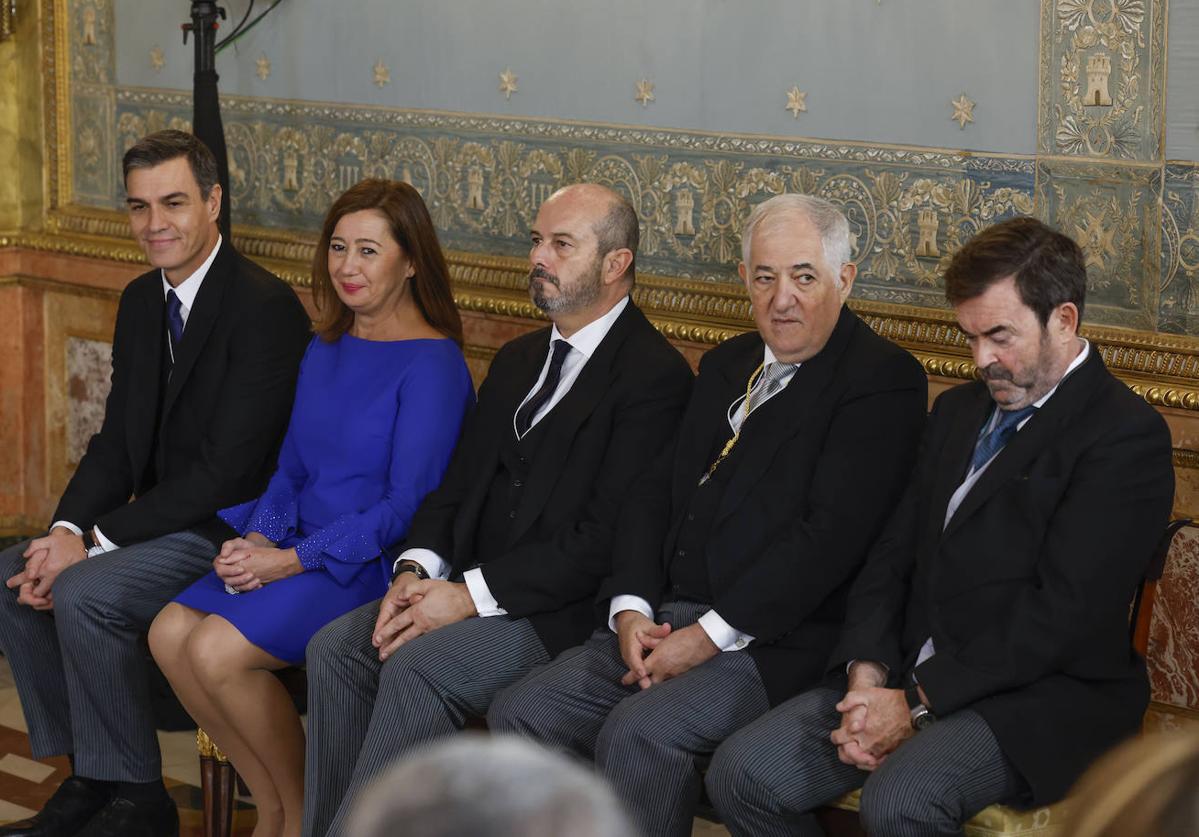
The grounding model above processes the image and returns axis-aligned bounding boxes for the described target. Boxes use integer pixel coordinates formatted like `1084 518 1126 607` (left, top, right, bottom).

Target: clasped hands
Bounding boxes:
371 573 476 661
214 533 302 592
828 661 915 771
5 527 90 610
615 610 718 690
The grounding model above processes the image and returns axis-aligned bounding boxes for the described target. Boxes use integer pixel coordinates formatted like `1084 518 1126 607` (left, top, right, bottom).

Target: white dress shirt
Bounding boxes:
395 295 632 616
53 236 222 556
610 344 800 652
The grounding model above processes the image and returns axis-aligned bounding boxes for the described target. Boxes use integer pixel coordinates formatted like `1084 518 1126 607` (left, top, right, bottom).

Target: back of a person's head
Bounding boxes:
344 734 638 837
1065 730 1199 837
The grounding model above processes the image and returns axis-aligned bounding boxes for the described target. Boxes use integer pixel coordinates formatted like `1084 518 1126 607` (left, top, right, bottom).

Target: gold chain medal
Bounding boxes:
699 361 765 486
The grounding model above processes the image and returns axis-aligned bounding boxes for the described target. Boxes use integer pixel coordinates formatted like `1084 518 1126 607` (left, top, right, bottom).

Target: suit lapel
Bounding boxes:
160 242 233 423
125 281 166 482
926 384 993 538
942 349 1103 538
714 306 856 525
506 303 639 544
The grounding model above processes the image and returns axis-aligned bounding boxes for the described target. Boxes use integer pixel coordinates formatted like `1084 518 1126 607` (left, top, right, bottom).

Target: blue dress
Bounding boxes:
173 334 474 664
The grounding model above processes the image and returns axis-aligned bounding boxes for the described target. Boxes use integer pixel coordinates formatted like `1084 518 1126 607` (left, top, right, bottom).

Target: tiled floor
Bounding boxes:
0 653 729 835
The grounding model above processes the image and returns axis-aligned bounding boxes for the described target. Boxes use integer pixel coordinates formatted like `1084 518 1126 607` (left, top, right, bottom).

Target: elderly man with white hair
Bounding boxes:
488 193 929 837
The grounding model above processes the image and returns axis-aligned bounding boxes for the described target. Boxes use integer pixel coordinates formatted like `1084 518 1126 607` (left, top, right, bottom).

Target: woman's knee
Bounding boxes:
184 616 257 686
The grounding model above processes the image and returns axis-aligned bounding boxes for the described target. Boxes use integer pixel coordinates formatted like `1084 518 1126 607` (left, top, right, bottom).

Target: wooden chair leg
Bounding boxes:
198 729 236 837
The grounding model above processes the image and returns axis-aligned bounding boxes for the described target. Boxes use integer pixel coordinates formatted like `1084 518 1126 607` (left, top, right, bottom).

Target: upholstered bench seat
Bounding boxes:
827 788 1067 837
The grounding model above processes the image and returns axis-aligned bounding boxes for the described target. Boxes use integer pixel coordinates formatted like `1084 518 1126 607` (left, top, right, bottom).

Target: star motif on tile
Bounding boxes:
1074 211 1118 269
635 79 656 108
951 94 975 130
786 86 807 119
499 68 519 100
373 59 391 88
256 54 271 81
149 46 165 73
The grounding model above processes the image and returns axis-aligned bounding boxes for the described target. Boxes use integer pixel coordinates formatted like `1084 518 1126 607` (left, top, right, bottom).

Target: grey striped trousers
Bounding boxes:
302 600 552 837
487 601 772 837
0 531 215 782
706 686 1028 837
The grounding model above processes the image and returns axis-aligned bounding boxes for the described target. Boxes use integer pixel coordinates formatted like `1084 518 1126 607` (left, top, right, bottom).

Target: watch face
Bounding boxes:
913 709 936 731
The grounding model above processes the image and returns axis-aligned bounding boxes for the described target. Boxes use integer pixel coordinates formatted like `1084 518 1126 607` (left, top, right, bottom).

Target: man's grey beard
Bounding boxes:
529 264 603 314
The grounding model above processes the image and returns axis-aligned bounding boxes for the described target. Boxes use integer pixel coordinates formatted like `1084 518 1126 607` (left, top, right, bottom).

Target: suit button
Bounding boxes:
508 510 517 519
512 479 523 488
676 549 686 558
686 513 695 521
519 456 528 465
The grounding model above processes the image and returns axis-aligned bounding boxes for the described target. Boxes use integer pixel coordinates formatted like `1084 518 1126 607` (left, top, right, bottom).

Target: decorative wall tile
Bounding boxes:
1038 0 1167 161
72 0 114 85
109 91 1035 309
72 88 115 205
1160 164 1199 335
1036 158 1161 330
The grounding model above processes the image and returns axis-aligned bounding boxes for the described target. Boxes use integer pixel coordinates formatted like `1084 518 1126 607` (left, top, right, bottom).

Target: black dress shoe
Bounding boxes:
76 795 177 837
0 776 111 836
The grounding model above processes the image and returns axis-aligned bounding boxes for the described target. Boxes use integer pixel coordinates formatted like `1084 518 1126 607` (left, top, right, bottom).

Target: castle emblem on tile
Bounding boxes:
915 209 940 258
635 79 655 108
467 167 486 210
1084 52 1113 107
951 94 975 129
499 69 519 100
256 54 271 81
82 5 98 45
786 86 807 119
149 46 165 73
674 189 695 236
373 59 390 88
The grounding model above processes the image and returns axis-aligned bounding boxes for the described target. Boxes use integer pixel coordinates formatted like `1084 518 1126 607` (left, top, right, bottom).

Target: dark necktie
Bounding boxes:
165 289 185 351
515 339 572 437
970 405 1037 473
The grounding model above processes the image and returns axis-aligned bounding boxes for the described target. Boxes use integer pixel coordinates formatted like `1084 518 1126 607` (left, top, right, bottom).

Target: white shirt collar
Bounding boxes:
161 234 222 316
549 294 629 359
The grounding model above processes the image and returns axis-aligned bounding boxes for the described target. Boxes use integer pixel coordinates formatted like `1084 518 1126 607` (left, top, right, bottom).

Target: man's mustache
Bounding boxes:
980 363 1013 383
529 266 559 288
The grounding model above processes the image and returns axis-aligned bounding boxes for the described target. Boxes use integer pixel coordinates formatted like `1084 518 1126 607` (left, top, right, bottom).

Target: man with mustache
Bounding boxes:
301 183 693 836
705 217 1176 837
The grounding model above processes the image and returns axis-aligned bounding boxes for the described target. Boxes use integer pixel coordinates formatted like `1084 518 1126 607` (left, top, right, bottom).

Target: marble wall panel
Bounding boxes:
1036 158 1161 330
64 337 111 467
1148 524 1199 711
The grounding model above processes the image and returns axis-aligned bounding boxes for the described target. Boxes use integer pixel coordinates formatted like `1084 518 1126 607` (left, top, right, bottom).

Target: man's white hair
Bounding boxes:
740 193 854 278
345 734 637 837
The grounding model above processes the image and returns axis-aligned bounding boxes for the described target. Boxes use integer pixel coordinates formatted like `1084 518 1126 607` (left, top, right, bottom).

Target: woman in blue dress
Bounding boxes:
148 179 474 837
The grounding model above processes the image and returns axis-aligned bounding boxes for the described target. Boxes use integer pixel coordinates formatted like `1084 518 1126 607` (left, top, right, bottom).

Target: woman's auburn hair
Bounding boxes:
311 179 463 346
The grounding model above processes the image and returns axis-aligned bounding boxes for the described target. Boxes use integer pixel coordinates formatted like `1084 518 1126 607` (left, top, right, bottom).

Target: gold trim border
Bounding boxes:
8 227 1199 412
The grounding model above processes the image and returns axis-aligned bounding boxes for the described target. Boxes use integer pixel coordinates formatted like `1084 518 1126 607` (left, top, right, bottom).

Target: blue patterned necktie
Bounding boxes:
165 289 185 350
970 405 1037 473
515 339 572 437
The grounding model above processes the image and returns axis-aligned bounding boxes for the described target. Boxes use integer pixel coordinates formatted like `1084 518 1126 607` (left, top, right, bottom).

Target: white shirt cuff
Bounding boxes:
392 548 449 581
608 595 655 632
698 609 754 652
463 567 507 617
91 526 119 553
50 520 82 537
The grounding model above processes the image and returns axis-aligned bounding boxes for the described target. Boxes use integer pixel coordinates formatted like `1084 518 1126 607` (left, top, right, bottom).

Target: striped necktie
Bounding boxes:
970 405 1037 473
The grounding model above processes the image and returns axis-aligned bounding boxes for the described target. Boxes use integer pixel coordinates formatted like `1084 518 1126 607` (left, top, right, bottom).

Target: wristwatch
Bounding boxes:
904 680 936 731
80 528 97 552
391 559 431 583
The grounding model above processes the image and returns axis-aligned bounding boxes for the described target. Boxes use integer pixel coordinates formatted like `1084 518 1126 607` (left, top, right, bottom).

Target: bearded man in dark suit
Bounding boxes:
0 130 310 837
706 216 1175 837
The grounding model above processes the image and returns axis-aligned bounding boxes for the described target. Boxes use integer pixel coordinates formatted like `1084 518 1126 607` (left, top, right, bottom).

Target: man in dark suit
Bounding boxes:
706 217 1176 837
302 183 694 837
0 130 310 837
487 194 929 837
